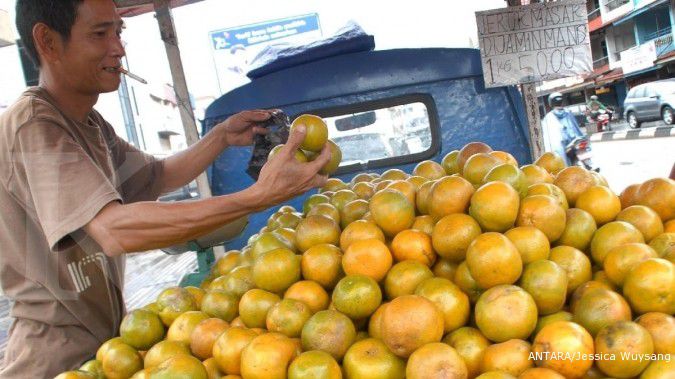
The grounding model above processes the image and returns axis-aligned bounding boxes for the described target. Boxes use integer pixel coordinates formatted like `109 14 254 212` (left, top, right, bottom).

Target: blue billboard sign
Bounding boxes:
209 14 321 50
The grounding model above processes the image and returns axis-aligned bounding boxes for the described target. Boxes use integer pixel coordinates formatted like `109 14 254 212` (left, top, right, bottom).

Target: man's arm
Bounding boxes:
85 126 331 257
159 110 271 193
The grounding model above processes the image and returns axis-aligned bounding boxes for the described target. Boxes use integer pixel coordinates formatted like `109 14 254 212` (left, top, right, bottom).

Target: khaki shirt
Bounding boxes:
0 87 164 377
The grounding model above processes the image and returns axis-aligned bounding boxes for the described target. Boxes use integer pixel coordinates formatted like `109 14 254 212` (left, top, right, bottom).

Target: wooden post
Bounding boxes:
506 0 546 161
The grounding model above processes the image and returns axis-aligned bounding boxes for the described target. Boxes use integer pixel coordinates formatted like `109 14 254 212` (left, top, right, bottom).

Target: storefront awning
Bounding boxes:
613 0 669 26
595 68 624 86
655 50 675 65
115 0 202 17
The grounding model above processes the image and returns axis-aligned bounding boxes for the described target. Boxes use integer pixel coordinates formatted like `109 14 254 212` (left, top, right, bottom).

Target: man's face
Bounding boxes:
53 0 125 95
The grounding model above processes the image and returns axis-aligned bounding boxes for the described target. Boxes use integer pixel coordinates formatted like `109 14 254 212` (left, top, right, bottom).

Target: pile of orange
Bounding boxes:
58 139 675 379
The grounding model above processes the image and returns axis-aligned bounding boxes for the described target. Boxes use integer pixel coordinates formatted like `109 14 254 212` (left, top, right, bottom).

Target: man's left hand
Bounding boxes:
215 110 273 147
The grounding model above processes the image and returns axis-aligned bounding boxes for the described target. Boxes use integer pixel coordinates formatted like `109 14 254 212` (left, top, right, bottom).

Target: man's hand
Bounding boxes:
214 110 273 147
251 125 331 209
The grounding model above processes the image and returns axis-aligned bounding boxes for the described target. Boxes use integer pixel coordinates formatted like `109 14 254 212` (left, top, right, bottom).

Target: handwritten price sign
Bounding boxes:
475 0 592 87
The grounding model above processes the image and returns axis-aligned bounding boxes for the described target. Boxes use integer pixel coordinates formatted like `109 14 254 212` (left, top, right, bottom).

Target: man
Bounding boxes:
541 92 585 166
586 95 607 112
0 0 330 377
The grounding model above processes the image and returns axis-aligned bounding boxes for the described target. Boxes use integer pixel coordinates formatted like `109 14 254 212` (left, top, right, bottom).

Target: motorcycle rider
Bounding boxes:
586 95 607 112
541 92 586 166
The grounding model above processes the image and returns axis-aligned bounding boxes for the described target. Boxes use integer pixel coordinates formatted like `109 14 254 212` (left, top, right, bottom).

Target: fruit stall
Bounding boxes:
56 2 675 379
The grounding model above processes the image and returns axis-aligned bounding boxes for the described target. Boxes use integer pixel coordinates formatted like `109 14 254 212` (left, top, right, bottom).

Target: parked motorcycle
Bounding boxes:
565 136 599 172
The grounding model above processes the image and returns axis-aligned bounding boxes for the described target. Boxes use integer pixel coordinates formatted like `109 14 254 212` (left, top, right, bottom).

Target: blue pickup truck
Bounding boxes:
201 44 532 252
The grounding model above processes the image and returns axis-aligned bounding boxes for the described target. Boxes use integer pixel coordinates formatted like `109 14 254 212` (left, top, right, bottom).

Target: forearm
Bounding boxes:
89 186 266 256
160 129 227 192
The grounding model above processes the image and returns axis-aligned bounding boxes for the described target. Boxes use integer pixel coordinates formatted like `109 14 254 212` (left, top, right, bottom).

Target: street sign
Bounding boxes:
621 40 657 75
209 14 320 50
476 0 592 88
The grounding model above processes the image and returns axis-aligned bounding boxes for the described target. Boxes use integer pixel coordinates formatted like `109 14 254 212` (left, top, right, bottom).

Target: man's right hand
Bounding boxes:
252 125 331 208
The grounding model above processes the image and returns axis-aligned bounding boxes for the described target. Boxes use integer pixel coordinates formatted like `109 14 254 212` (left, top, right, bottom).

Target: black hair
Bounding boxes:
15 0 84 68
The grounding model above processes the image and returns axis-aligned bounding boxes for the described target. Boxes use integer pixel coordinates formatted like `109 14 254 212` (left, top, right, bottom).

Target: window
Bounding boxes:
644 86 657 98
307 95 439 173
631 87 646 98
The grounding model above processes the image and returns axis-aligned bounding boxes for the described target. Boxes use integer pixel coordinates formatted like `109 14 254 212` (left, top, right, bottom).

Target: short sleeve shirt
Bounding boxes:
0 87 164 343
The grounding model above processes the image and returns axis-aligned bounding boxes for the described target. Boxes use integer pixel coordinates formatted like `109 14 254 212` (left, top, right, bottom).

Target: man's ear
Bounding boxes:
33 23 62 65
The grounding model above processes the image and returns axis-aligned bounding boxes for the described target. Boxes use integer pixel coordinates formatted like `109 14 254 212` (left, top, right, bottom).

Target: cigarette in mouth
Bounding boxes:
118 67 148 84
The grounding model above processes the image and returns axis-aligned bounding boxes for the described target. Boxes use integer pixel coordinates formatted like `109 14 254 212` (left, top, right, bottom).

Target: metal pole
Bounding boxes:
506 0 545 160
117 67 140 147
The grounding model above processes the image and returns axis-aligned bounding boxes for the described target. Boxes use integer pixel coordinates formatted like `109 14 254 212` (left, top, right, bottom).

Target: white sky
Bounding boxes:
0 0 506 106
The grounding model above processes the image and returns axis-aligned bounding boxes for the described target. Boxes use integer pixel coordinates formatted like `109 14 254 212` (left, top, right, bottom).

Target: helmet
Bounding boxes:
548 92 564 107
590 95 598 101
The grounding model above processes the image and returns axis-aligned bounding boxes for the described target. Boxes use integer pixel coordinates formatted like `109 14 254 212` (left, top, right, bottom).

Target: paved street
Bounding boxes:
589 119 675 194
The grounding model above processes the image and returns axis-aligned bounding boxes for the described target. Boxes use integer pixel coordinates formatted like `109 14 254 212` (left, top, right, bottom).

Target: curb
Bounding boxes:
590 126 675 142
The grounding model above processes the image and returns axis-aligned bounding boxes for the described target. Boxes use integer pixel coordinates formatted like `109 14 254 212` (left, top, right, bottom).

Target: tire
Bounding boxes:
662 106 674 125
627 112 641 129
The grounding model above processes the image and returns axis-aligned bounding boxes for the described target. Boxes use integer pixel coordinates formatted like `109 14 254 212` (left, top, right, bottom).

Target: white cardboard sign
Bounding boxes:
476 0 593 87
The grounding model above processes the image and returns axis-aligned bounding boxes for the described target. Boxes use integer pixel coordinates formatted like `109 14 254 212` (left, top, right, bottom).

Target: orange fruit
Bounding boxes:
665 219 675 233
383 260 434 300
190 318 229 360
147 354 207 379
374 180 393 192
484 163 527 197
623 258 675 314
603 243 658 286
79 360 104 379
303 194 330 215
572 287 632 337
342 338 405 379
230 316 245 328
407 175 429 189
518 260 568 315
301 244 344 290
352 181 375 200
339 220 385 251
54 372 98 379
350 173 373 186
307 202 340 224
415 277 470 333
342 238 393 282
616 205 665 243
238 289 280 328
635 312 675 355
284 280 330 314
381 168 409 181
491 150 518 166
469 181 520 232
526 182 569 209
458 142 493 173
209 266 255 299
466 232 522 289
143 340 190 369
413 160 446 180
592 270 616 290
443 327 491 378
415 180 436 214
428 176 475 221
519 368 565 379
475 285 538 342
576 185 621 225
340 199 369 228
620 183 642 209
119 309 165 351
431 213 482 262
212 327 257 375
411 215 434 235
266 298 312 338
462 153 501 185
296 215 341 253
390 229 435 266
594 321 654 378
454 261 483 303
240 332 298 379
156 286 199 327
636 178 675 221
367 303 388 340
369 189 415 237
532 321 594 378
521 164 554 187
406 342 468 379
332 275 382 319
569 281 612 314
481 339 533 376
549 245 592 296
504 226 550 264
287 350 341 379
318 140 342 175
276 212 302 230
590 221 645 265
268 144 309 163
251 231 295 259
553 166 595 207
381 295 444 358
442 150 460 175
101 342 143 379
330 190 358 212
534 152 565 174
291 114 328 152
649 232 675 257
301 310 357 361
556 208 597 252
202 358 222 379
386 180 417 207
516 195 566 242
252 247 301 293
201 289 238 322
533 311 573 337
640 359 675 378
166 311 209 345
431 258 458 280
213 252 242 277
